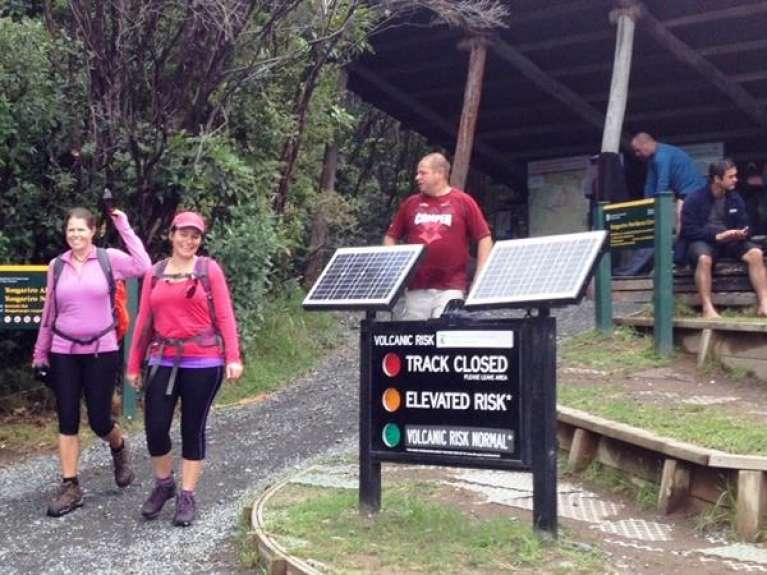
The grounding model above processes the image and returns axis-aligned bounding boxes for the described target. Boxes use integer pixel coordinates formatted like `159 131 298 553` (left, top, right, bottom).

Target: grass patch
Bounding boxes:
559 384 767 455
261 483 607 574
576 461 659 510
216 290 346 405
560 327 672 372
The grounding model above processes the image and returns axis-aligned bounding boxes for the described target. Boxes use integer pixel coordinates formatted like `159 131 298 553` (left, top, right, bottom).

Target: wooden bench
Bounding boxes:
616 315 767 379
559 405 767 540
612 259 766 307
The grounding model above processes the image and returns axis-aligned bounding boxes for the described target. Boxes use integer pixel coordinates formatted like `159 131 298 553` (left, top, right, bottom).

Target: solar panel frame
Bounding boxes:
303 244 425 311
464 231 607 310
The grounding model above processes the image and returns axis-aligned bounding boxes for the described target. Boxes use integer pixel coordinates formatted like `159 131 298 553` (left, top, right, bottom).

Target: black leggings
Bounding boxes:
49 351 120 437
144 366 223 461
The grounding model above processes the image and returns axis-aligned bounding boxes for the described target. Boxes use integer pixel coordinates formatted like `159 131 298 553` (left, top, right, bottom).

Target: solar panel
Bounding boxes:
303 245 425 310
464 231 607 309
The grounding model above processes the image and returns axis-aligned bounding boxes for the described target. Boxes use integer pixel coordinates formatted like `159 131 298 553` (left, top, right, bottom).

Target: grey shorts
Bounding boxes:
687 240 759 266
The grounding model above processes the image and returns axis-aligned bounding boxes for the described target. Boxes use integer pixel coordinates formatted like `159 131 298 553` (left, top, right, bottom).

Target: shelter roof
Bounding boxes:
348 1 767 182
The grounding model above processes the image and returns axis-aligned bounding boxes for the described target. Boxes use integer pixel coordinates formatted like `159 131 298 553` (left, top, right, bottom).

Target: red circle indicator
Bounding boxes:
382 352 401 377
382 387 402 412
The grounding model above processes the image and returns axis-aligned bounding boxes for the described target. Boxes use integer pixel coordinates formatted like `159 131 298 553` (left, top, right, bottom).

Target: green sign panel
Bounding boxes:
0 265 48 330
603 199 655 250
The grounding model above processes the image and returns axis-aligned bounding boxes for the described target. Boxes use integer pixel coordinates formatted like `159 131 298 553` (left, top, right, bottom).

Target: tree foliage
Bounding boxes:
0 1 488 394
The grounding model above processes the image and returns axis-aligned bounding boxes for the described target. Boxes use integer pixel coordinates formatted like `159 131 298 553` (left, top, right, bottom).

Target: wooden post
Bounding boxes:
568 428 599 472
451 37 488 189
736 470 767 541
601 2 641 153
658 458 690 514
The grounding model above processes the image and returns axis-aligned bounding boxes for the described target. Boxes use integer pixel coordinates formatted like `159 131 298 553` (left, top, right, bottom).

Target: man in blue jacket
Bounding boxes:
614 133 706 275
680 158 767 318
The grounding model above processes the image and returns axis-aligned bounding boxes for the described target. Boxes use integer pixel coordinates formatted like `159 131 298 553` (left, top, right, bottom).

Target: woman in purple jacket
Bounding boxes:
33 207 151 517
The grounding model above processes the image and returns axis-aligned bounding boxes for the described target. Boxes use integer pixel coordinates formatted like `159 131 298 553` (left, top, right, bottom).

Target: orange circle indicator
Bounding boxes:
382 387 402 412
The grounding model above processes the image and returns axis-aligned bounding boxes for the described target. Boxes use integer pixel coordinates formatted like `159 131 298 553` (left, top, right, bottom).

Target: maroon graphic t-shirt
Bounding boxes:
386 189 491 290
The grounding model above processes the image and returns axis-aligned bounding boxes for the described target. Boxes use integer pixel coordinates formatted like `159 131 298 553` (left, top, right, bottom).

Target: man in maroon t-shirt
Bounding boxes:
384 152 493 319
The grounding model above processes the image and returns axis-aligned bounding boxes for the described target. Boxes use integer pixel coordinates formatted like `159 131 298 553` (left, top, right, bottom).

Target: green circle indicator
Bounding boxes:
382 423 401 448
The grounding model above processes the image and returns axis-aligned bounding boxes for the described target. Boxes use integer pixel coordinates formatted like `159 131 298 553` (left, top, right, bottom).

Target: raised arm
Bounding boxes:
107 210 151 279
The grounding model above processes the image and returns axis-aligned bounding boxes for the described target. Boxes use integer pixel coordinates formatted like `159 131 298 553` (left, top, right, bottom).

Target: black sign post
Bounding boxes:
359 313 557 536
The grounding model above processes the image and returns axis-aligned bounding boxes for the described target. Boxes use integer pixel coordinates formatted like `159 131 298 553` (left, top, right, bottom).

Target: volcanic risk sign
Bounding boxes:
369 322 523 463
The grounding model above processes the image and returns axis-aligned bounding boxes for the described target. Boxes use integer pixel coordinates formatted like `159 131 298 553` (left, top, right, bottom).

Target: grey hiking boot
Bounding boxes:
47 482 84 517
141 479 176 520
111 441 135 488
173 491 196 527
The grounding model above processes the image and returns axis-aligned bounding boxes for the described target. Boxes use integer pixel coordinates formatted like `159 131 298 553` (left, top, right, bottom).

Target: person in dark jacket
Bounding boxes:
680 158 767 318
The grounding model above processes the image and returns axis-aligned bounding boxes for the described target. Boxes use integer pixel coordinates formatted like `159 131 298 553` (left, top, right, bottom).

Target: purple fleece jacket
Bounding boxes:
33 212 151 364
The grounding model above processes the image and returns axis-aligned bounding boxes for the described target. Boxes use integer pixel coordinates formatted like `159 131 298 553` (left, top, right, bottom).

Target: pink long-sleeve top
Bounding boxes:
126 258 241 375
33 213 151 364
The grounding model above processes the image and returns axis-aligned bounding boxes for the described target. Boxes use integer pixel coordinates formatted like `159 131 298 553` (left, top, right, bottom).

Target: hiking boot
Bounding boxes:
141 478 176 520
47 482 84 517
173 491 196 527
111 441 135 488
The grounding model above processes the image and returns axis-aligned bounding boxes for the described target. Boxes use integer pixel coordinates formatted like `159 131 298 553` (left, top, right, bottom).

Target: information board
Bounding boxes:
603 198 655 250
368 320 527 466
0 265 47 330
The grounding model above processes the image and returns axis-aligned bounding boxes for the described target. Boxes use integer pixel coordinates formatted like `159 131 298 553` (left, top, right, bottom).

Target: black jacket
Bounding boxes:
675 184 750 263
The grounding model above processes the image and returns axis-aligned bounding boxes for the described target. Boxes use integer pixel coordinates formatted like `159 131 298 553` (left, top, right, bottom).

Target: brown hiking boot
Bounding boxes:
112 441 135 488
47 482 84 517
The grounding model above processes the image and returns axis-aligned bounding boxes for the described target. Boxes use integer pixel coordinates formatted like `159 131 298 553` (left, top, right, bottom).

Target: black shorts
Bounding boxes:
687 240 759 267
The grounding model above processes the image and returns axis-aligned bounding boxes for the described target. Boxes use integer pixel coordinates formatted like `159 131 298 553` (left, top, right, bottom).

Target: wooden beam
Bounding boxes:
452 38 487 189
370 28 459 55
488 36 632 148
636 3 767 128
516 30 611 54
699 38 767 58
348 64 522 183
482 104 733 140
664 3 767 28
509 0 612 25
510 128 765 160
733 70 767 84
601 4 640 153
483 122 591 140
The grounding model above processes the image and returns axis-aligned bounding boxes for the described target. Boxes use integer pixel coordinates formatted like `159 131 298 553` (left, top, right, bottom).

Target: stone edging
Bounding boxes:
249 469 322 575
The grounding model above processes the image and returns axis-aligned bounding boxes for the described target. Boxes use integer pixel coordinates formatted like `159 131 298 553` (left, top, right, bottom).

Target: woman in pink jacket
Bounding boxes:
127 211 242 527
33 207 151 517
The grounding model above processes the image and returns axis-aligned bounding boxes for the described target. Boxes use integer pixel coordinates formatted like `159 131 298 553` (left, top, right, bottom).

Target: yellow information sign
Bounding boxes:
0 265 48 330
603 198 655 250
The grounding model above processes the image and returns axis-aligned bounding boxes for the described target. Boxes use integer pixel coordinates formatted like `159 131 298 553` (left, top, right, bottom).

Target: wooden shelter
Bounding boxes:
347 0 767 231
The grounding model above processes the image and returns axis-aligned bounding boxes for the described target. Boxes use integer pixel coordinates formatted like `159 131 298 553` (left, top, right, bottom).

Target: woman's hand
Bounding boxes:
110 209 128 226
125 372 142 391
225 362 243 381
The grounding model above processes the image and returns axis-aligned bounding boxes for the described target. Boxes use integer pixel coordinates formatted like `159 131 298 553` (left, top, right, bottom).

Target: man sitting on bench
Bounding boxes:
680 158 767 319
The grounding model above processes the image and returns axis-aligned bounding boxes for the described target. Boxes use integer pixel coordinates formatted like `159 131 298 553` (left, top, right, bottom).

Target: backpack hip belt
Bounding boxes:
52 322 115 355
146 329 223 396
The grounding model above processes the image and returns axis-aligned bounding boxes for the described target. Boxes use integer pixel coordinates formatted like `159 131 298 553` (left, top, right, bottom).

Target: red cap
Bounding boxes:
171 211 206 233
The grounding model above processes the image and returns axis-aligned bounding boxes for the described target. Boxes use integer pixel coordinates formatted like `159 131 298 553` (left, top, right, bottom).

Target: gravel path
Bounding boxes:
0 302 622 574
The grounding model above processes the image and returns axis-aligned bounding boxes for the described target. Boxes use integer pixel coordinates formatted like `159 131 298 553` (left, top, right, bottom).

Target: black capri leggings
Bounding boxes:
49 351 120 437
144 366 223 461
